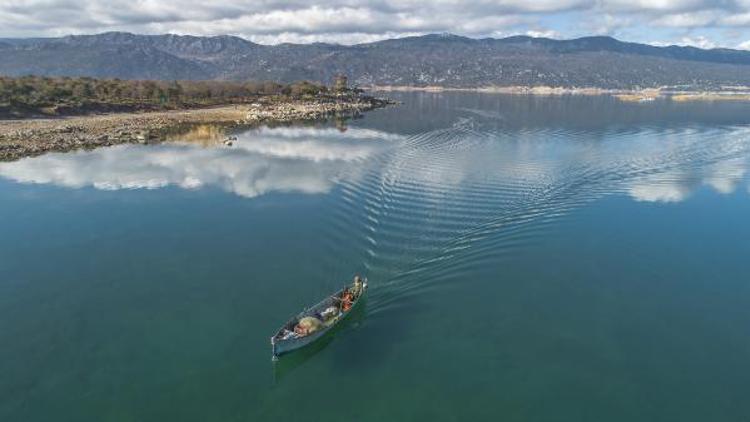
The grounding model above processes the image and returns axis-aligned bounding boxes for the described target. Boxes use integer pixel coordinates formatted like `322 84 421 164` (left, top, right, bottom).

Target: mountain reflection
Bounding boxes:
0 127 400 198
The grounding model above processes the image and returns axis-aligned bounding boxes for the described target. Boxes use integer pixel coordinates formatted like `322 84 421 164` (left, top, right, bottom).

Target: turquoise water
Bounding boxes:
2 93 750 421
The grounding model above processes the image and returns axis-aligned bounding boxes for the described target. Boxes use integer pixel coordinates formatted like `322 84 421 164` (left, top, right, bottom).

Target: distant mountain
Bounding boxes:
2 32 750 89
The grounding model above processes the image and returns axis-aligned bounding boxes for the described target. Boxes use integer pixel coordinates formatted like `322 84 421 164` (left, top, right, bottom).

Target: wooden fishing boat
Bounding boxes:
271 277 368 359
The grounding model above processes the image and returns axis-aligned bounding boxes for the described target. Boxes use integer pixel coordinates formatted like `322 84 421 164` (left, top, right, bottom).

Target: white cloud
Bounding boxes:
652 35 718 49
720 12 750 26
678 35 717 49
592 14 633 35
525 29 561 39
0 0 749 47
650 10 721 27
245 31 421 45
601 0 719 13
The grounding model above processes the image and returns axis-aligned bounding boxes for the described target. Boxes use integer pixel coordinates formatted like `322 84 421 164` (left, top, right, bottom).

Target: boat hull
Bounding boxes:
272 325 329 356
271 281 367 357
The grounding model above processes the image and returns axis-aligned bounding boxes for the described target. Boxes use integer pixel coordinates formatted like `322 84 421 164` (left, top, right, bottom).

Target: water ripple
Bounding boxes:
326 121 750 312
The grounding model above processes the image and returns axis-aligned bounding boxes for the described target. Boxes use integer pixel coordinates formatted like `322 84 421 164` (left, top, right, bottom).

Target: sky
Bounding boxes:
1 0 750 49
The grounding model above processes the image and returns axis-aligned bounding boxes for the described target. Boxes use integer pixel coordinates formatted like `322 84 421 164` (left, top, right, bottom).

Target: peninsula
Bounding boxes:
0 76 393 161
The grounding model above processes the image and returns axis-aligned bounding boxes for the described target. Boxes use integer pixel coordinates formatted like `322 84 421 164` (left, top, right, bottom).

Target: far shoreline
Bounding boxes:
367 85 750 102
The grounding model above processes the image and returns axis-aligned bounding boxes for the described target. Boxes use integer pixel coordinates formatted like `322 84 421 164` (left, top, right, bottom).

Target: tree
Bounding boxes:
166 80 183 104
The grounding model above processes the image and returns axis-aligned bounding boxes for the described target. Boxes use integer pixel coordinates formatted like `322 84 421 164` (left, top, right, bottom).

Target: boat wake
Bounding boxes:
325 119 750 314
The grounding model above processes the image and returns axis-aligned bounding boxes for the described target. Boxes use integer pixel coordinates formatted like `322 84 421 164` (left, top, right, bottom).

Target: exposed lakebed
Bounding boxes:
2 93 750 421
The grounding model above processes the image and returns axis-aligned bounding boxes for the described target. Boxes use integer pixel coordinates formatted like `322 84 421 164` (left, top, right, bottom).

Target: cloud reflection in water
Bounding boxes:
0 127 401 198
628 157 749 203
1 123 749 206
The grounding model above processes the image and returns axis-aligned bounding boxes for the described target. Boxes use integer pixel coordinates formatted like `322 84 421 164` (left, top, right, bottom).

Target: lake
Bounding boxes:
2 92 750 421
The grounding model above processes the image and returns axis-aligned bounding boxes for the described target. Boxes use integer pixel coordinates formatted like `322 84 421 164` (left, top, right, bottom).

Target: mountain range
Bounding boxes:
2 32 750 89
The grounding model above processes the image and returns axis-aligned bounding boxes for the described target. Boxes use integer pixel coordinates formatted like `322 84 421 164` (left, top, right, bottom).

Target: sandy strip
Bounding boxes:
0 97 391 161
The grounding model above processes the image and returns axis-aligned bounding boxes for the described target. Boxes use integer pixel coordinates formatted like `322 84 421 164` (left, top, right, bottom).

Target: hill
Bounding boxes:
2 32 750 89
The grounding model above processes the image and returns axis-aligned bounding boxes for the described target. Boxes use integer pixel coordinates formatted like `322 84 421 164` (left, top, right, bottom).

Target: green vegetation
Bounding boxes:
0 76 329 117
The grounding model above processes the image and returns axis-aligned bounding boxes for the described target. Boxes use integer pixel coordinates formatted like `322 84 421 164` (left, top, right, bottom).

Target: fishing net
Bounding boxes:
298 316 323 334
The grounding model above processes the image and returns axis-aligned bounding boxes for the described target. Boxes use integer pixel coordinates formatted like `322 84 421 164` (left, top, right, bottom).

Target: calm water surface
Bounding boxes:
2 93 750 421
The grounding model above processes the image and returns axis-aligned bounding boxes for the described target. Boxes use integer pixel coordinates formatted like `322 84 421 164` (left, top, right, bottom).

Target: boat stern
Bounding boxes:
271 336 278 358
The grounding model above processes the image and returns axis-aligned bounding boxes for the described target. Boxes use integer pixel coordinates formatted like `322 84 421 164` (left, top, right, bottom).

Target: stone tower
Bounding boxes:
333 74 348 92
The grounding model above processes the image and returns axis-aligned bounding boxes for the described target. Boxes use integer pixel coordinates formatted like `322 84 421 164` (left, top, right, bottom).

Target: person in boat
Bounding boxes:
351 275 364 298
340 275 365 311
341 289 354 312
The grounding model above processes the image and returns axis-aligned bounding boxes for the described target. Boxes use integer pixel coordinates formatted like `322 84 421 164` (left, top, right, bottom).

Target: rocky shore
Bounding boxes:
0 95 393 161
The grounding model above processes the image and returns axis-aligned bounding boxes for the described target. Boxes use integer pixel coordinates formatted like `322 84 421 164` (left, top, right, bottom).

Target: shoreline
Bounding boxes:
0 95 393 161
368 85 750 102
